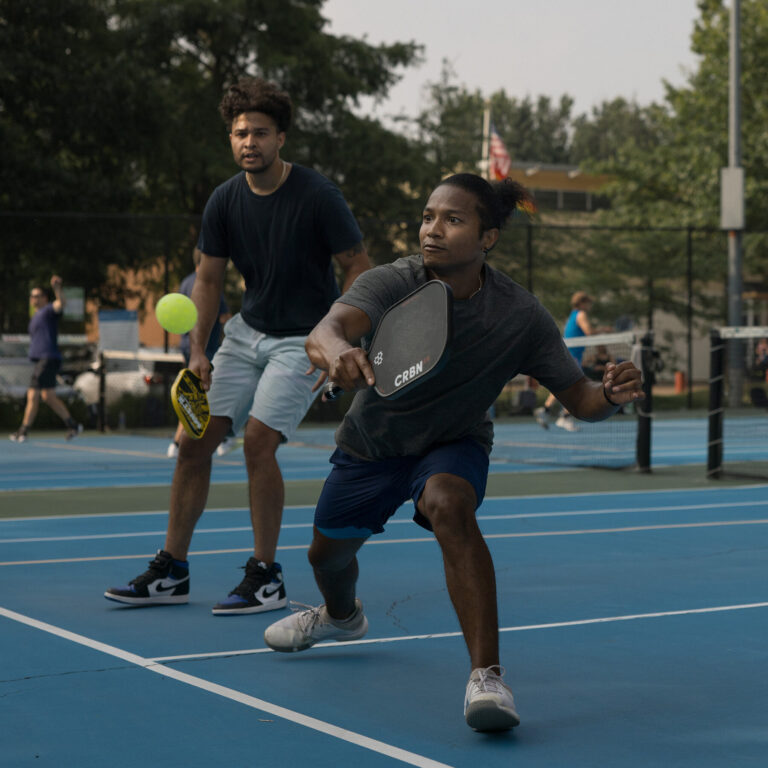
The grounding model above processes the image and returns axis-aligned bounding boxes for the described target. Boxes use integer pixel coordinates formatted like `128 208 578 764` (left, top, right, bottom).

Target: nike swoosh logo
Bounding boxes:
151 576 189 594
262 585 282 599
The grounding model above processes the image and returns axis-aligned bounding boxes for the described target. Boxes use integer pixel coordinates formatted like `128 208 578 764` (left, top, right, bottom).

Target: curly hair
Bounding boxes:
218 77 292 133
437 173 535 235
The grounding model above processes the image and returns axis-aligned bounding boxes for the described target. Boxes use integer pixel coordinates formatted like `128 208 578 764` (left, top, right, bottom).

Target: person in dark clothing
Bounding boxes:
10 275 82 442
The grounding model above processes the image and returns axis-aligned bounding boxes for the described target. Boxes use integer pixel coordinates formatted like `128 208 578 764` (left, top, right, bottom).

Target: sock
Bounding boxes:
329 603 360 626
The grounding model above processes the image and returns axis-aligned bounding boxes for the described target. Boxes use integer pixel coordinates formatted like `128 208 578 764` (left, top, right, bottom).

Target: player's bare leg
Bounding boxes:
20 388 41 430
164 415 232 559
40 388 74 423
308 530 366 619
263 531 368 651
418 473 499 669
242 417 285 564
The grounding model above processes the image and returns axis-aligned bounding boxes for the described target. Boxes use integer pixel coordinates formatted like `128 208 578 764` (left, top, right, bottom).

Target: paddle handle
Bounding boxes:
324 382 343 400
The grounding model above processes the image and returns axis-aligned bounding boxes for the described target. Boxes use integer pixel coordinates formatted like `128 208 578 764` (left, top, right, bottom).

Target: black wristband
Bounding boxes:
603 386 620 407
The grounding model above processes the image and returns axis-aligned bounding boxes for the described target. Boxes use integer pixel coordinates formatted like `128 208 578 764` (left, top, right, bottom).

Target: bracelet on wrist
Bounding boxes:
603 386 620 407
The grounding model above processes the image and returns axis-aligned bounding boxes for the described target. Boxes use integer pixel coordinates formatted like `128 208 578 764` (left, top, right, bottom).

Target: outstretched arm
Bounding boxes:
305 301 374 394
554 360 644 422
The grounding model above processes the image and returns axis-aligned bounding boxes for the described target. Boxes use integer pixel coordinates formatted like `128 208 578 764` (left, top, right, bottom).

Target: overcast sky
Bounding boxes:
322 0 702 122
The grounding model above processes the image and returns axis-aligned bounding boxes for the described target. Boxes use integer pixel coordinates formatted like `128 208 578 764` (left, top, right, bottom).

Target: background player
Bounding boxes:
10 275 82 442
534 290 605 431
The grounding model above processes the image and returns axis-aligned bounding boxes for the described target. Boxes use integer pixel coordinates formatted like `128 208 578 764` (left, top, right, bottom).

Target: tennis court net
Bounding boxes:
707 326 768 479
492 331 654 471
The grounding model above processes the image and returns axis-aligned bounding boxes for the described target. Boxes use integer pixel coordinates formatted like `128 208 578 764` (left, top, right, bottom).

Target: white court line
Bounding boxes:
0 606 453 768
4 481 768 519
2 518 768 566
149 600 768 662
0 504 315 523
31 440 168 460
3 499 768 544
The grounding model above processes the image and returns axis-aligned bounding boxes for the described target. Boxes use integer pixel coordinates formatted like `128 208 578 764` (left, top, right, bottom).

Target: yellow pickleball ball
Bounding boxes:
155 293 198 334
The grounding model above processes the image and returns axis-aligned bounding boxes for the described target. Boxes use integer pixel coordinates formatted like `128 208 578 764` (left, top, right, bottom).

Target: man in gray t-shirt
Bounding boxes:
333 253 583 461
263 173 644 733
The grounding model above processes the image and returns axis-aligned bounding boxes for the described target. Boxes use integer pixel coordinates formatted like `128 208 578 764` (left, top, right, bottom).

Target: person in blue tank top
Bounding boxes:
9 276 82 442
534 291 596 431
105 76 371 616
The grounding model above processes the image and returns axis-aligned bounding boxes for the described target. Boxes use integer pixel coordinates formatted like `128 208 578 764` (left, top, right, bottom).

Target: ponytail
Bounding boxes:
437 173 535 233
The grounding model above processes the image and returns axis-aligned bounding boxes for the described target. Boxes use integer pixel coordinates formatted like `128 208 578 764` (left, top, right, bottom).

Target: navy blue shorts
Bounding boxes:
29 358 61 390
314 437 489 539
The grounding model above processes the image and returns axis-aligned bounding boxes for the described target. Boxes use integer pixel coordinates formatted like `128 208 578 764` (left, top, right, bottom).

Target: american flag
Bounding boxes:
488 122 511 180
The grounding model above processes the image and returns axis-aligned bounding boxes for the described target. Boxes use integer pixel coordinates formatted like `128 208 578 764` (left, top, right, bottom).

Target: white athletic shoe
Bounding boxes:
555 414 580 432
464 665 520 731
264 599 368 652
166 441 179 458
216 437 236 457
533 406 551 430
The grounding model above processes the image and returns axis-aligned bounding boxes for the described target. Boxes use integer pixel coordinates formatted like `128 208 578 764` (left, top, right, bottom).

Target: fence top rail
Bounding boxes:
716 326 768 340
563 331 641 348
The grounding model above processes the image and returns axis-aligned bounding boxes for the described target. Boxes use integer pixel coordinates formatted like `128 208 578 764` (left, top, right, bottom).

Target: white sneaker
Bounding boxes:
216 437 236 457
555 414 580 432
464 665 520 731
533 406 551 430
166 441 179 458
264 599 368 652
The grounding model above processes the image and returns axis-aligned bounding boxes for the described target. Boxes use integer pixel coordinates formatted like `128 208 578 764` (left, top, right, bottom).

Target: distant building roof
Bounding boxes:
507 162 613 193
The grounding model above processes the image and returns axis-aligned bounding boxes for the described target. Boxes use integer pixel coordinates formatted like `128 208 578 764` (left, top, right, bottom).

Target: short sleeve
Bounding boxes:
315 184 363 256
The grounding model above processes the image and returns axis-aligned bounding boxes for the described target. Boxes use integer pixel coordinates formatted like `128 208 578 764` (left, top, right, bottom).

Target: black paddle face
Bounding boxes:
325 280 453 400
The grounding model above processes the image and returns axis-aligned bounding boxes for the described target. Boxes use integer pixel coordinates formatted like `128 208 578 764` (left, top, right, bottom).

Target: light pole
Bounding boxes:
722 0 744 407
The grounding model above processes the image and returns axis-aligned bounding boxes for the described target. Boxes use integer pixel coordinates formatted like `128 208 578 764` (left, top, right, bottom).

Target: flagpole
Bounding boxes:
481 101 491 180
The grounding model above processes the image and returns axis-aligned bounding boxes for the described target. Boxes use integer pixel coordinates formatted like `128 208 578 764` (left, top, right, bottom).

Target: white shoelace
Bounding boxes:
288 601 325 634
472 665 508 693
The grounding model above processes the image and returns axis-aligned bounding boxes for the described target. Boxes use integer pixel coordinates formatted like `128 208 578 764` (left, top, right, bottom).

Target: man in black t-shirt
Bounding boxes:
106 77 370 615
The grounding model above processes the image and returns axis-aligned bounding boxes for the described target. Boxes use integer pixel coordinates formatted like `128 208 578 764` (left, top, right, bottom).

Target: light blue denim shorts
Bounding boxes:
207 314 319 441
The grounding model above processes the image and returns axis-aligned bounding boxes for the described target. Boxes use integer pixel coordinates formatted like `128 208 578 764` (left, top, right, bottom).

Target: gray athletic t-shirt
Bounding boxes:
334 254 584 460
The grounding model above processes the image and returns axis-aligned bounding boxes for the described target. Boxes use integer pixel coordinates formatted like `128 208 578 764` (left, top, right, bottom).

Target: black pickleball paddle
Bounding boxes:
325 280 453 400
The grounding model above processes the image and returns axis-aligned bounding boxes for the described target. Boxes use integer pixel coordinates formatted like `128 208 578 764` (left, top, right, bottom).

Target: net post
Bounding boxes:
97 351 106 433
707 328 724 478
636 331 653 473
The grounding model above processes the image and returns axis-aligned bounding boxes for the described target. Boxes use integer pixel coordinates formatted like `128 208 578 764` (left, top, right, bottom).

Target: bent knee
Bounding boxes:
420 481 477 534
308 531 364 572
243 420 282 464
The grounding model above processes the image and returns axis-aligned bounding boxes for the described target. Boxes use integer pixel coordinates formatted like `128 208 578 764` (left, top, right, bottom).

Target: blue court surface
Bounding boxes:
4 417 763 492
2 418 767 766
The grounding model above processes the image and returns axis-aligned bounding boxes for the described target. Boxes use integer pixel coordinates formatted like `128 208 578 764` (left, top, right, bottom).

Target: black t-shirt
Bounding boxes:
198 164 363 336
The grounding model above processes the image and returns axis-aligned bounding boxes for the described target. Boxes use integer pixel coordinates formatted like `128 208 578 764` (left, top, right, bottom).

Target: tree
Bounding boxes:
414 63 577 176
576 0 768 332
0 0 428 329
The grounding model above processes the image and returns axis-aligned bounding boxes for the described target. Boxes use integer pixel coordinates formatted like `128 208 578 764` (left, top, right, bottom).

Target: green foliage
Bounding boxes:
0 0 426 328
414 61 577 173
4 0 768 341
